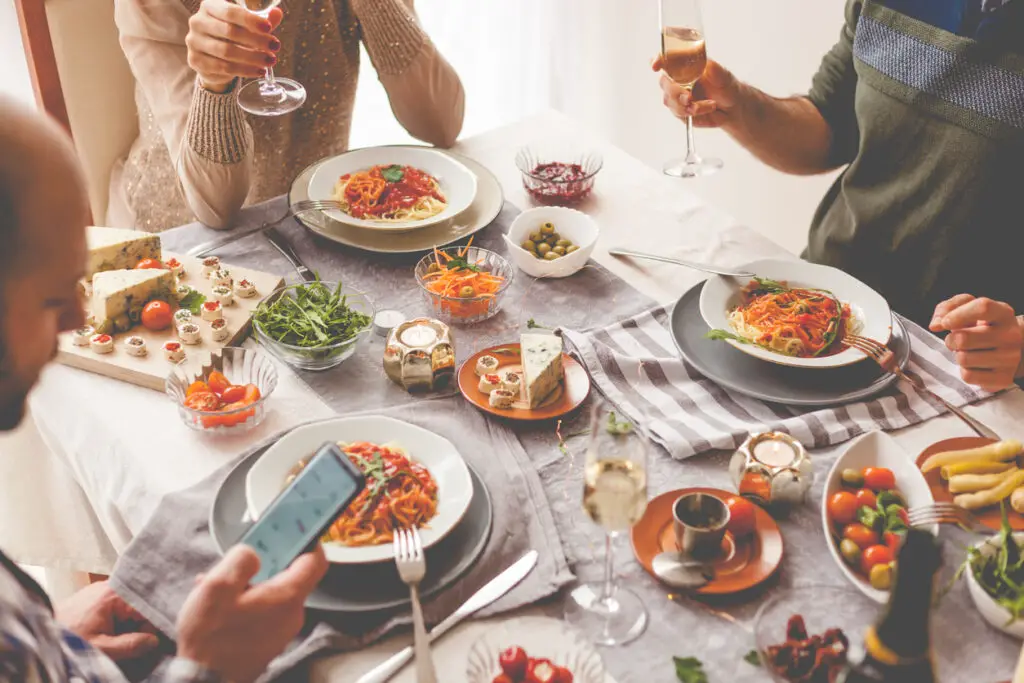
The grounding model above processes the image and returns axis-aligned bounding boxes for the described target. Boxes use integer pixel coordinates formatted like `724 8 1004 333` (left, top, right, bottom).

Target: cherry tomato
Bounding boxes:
135 258 163 269
184 391 220 412
553 667 574 683
863 467 896 492
725 496 757 537
140 300 173 331
220 401 255 427
842 523 879 550
185 380 209 398
498 646 528 680
242 383 262 404
493 676 515 683
861 544 894 575
898 508 910 526
827 491 859 526
525 659 559 683
854 488 877 510
883 530 903 555
219 385 246 404
206 370 230 396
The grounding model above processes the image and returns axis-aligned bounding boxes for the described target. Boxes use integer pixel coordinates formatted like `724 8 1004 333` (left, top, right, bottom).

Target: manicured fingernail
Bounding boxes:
264 53 277 65
269 37 281 51
260 21 272 31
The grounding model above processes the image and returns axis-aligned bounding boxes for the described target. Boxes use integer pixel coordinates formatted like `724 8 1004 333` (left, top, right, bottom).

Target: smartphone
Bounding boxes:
238 441 365 584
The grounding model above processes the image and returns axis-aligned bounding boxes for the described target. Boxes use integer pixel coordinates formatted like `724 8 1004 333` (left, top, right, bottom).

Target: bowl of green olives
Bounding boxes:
503 207 598 279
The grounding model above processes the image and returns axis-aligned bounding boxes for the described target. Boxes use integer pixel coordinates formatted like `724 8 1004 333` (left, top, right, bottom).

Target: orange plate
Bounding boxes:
458 344 590 422
631 487 784 596
915 437 1024 532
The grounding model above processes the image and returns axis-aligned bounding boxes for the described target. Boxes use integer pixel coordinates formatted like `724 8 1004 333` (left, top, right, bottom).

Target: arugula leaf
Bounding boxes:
381 165 404 183
446 257 481 273
857 505 883 532
253 279 372 354
179 289 207 315
673 656 708 683
962 501 1024 624
750 277 789 294
705 329 752 345
606 411 634 436
743 650 761 667
527 318 550 330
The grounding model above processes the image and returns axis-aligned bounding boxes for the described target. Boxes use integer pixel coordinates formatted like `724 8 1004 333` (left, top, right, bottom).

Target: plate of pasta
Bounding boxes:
244 416 474 564
307 146 477 231
699 258 892 369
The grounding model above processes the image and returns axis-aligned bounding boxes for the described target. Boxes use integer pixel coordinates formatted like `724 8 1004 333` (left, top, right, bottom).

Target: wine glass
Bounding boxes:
659 0 723 177
564 399 649 647
233 0 305 116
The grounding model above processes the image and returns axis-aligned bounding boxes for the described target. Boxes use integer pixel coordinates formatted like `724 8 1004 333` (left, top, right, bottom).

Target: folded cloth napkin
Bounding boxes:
110 400 573 681
564 306 990 459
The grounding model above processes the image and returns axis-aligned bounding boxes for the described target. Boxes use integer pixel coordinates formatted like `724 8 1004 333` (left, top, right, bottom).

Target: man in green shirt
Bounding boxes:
655 0 1024 390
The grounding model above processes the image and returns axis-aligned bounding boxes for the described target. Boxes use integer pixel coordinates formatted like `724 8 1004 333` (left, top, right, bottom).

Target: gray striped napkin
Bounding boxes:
563 306 990 459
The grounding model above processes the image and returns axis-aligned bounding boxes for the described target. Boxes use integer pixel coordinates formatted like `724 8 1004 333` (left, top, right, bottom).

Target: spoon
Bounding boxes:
652 551 716 590
607 247 755 279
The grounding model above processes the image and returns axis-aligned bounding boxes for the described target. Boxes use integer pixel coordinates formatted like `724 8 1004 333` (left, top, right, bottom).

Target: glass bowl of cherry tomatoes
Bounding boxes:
165 347 278 432
466 617 604 683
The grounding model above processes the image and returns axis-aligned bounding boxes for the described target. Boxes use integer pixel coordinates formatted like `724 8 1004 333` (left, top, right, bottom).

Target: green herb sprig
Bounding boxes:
606 411 634 436
673 656 708 683
179 289 207 315
743 650 761 667
959 502 1024 623
381 165 405 183
253 279 371 350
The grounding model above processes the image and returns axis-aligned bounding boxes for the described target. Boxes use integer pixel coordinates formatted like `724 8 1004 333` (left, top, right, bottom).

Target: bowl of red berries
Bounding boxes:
466 617 605 683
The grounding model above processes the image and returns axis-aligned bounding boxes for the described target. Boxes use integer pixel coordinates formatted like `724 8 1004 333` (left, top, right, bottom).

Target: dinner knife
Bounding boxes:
607 247 755 278
354 550 539 683
264 226 317 282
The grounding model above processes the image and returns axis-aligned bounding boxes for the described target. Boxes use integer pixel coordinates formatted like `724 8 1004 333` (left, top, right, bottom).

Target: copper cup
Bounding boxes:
672 493 730 559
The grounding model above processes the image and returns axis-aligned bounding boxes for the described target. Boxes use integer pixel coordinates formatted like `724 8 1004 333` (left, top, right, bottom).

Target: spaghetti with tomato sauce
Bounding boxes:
725 278 856 358
312 441 439 547
332 164 446 222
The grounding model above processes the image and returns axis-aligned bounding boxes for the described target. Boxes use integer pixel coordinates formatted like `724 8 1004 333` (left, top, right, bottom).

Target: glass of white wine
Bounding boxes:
564 399 649 647
660 0 723 177
234 0 306 116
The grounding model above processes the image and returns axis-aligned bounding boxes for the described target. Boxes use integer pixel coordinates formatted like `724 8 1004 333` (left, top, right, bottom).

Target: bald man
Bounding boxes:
0 97 328 682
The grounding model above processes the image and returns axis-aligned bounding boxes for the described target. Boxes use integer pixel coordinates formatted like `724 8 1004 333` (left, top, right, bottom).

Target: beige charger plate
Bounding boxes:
289 147 505 254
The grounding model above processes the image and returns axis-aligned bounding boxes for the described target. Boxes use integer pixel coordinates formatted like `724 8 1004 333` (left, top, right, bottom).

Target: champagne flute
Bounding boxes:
564 399 649 647
233 0 306 116
660 0 723 177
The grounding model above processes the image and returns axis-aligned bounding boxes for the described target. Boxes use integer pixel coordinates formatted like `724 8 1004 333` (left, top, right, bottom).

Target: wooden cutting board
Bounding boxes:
56 252 284 391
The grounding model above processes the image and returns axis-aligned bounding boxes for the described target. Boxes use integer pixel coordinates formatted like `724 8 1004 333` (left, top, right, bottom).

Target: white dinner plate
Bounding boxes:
699 258 893 369
307 146 478 231
821 431 937 603
245 415 474 564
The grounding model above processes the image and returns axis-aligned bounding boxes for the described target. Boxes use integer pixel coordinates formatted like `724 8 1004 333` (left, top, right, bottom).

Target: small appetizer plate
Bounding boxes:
466 616 608 683
458 344 590 422
631 487 783 596
916 436 1023 532
824 431 937 604
967 531 1024 639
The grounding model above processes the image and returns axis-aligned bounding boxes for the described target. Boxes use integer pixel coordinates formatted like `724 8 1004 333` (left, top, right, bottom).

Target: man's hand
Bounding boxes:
652 57 741 129
930 294 1024 391
176 545 328 683
56 581 160 661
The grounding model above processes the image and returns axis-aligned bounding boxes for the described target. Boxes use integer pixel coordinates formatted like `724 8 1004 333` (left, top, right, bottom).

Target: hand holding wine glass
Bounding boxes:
186 0 282 93
653 58 740 130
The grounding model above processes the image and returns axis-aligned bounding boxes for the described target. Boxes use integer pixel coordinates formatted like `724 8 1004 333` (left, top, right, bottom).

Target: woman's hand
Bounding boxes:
930 294 1024 391
186 0 284 93
652 57 741 129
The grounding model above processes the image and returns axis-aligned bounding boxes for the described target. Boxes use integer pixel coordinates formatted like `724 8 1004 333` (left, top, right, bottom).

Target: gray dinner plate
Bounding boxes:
210 445 493 614
670 281 911 407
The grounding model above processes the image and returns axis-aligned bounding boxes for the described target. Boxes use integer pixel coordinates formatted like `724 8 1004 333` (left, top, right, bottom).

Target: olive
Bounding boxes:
552 246 567 256
529 231 543 242
547 232 561 243
839 539 861 567
841 469 865 488
869 563 893 590
543 251 561 261
565 245 580 254
426 262 441 274
555 239 572 248
459 285 475 298
521 240 537 252
540 222 555 236
537 242 552 255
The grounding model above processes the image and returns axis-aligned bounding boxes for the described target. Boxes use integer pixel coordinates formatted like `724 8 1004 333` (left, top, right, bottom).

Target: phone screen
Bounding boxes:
239 442 365 584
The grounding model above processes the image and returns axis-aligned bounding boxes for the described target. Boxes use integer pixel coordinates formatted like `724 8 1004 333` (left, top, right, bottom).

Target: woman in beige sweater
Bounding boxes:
109 0 465 232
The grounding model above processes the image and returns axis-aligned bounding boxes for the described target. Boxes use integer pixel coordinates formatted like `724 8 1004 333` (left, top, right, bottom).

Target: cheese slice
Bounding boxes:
86 226 162 278
91 268 175 331
521 332 564 408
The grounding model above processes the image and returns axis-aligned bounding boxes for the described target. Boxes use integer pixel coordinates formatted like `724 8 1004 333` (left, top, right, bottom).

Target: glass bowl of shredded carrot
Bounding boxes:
415 241 515 324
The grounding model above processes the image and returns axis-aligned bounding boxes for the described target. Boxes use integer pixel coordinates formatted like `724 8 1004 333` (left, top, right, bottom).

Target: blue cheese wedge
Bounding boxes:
521 332 563 408
86 226 161 279
90 268 175 331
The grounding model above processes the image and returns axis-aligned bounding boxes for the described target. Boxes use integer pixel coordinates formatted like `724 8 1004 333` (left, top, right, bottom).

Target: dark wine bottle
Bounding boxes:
834 528 941 683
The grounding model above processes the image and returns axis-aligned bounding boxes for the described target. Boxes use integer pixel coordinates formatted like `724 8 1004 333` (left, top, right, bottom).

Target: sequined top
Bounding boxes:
109 0 465 232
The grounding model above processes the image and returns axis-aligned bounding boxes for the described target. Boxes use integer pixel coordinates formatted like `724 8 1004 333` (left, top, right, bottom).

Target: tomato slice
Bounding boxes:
185 380 209 398
242 384 262 404
206 371 230 396
135 258 163 269
219 385 246 403
184 391 221 412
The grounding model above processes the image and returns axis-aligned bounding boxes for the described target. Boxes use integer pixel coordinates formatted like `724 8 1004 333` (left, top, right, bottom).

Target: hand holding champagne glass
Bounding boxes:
565 399 649 647
658 0 723 177
231 0 305 115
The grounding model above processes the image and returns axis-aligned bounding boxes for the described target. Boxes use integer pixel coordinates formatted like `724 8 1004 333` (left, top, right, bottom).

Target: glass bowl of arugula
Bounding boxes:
252 280 374 371
415 245 514 324
964 504 1024 638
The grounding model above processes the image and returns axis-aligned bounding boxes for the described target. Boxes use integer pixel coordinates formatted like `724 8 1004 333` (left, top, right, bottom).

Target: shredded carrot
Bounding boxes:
422 244 504 319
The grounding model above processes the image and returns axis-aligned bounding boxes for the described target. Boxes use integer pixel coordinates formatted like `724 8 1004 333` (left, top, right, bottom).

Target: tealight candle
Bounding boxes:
753 438 798 468
729 432 813 508
400 323 438 348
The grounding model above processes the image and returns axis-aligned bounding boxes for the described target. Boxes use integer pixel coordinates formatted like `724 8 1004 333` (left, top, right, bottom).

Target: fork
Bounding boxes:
844 334 1001 441
907 502 990 534
394 528 437 683
185 200 347 258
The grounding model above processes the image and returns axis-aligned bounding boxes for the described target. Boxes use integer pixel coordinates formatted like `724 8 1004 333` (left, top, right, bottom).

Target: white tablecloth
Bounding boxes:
7 110 1024 681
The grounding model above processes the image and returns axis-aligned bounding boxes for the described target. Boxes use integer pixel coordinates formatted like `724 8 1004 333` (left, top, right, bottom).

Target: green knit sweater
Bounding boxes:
804 0 1024 325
